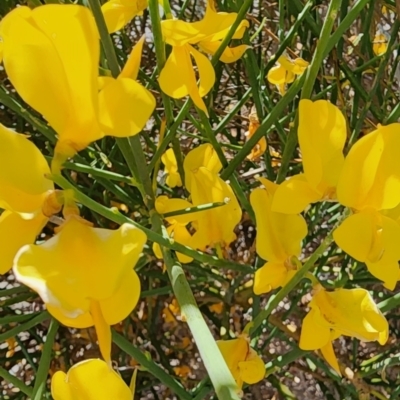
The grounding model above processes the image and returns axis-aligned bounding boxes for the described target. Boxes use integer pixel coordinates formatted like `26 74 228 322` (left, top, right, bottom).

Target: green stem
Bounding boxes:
301 0 342 99
32 318 59 400
163 201 227 218
112 331 191 400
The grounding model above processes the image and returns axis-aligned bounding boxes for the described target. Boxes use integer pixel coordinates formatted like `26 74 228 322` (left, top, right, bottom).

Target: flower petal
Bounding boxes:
299 308 331 350
189 45 215 98
333 211 374 262
320 341 341 375
119 35 145 80
253 261 289 295
102 0 148 34
271 174 322 214
183 143 222 190
99 77 155 137
298 99 346 192
337 123 400 210
198 40 249 63
155 196 195 225
0 5 100 149
0 211 47 274
161 149 183 188
51 359 132 400
239 349 265 384
0 124 53 214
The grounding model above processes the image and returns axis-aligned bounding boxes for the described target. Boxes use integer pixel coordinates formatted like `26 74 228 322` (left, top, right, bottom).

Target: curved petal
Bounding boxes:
102 0 148 34
155 196 195 225
13 219 147 318
184 143 222 190
251 182 307 261
0 124 53 214
198 40 249 63
51 359 132 400
298 99 346 191
253 261 288 295
271 175 322 214
267 65 286 85
161 149 183 188
46 304 93 329
333 211 374 262
172 224 194 264
100 270 141 325
337 123 400 210
0 211 47 274
239 349 265 384
99 77 155 137
217 337 248 382
299 308 331 350
189 167 241 250
119 35 145 80
1 5 100 148
189 45 215 99
320 341 341 375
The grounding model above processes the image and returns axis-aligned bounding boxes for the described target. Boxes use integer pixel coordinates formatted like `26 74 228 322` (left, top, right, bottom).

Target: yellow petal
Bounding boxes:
0 211 47 274
99 77 155 137
51 359 132 400
250 182 307 262
119 35 145 80
0 124 53 214
171 224 194 264
13 218 146 323
299 307 331 350
0 5 101 150
183 143 223 190
155 195 195 225
333 211 374 262
189 167 241 250
217 337 248 384
253 261 289 295
320 341 341 375
189 45 215 98
102 0 148 34
298 99 346 192
239 348 265 384
337 123 400 210
90 300 112 363
198 40 249 63
161 149 183 188
267 64 286 85
313 288 388 343
271 174 322 214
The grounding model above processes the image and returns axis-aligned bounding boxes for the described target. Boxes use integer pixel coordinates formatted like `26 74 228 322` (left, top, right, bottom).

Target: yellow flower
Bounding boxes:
217 336 265 391
299 286 388 374
334 123 400 289
159 0 249 115
250 178 307 294
153 196 195 263
372 32 388 56
161 148 182 188
0 123 57 274
267 54 309 94
272 100 346 214
183 144 241 250
52 359 133 400
245 107 267 161
0 5 155 166
13 217 147 362
102 0 148 33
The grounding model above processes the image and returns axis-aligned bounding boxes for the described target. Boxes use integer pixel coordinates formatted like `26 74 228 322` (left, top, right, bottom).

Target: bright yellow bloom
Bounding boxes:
159 1 249 115
183 144 241 250
0 5 155 166
102 0 148 33
161 148 182 188
272 100 346 214
217 336 265 391
372 32 388 56
250 178 307 294
334 123 400 289
267 54 309 94
153 196 195 263
0 123 57 274
299 286 388 374
245 107 266 161
13 217 146 362
52 359 132 400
